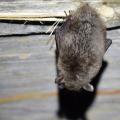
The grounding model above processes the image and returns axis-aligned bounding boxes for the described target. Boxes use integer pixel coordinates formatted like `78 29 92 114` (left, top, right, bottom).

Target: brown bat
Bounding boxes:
55 3 112 92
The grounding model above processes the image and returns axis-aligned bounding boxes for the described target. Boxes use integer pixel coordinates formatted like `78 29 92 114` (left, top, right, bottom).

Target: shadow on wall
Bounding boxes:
55 50 108 120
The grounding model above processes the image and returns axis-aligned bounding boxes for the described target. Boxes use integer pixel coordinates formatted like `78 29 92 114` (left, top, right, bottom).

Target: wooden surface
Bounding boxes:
0 0 119 27
0 34 57 120
0 28 120 120
0 0 120 120
0 23 50 35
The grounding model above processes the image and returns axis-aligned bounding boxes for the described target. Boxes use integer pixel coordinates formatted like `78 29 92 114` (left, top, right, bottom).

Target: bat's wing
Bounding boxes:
105 39 112 52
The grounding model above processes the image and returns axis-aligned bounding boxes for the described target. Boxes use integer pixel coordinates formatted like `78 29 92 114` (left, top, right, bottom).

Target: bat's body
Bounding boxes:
55 4 109 91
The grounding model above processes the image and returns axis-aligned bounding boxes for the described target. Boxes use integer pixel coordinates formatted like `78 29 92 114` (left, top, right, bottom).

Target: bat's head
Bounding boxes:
55 56 101 92
55 70 94 92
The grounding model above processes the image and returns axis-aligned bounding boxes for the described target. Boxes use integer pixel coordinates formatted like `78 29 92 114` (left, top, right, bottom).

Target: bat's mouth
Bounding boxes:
55 73 93 92
55 77 81 91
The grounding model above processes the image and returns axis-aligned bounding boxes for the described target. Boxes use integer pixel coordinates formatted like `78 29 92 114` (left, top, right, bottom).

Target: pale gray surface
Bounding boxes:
0 0 119 27
0 23 50 35
0 0 120 120
0 29 120 120
0 35 58 120
100 30 120 90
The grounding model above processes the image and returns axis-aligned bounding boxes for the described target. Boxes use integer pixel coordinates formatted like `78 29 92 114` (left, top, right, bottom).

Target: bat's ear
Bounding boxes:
105 39 112 52
83 83 94 92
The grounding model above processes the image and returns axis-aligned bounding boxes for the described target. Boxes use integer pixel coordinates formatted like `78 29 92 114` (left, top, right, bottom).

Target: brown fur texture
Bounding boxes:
55 3 106 91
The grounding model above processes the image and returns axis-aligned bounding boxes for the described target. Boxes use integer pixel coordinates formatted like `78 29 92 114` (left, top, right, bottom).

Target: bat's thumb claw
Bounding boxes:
83 83 94 92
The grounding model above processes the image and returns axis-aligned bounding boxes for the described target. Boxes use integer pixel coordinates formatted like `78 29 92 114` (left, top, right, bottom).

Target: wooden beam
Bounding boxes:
0 17 64 22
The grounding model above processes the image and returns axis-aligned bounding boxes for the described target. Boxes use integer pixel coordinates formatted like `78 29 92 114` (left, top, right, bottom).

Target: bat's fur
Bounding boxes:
55 3 106 91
